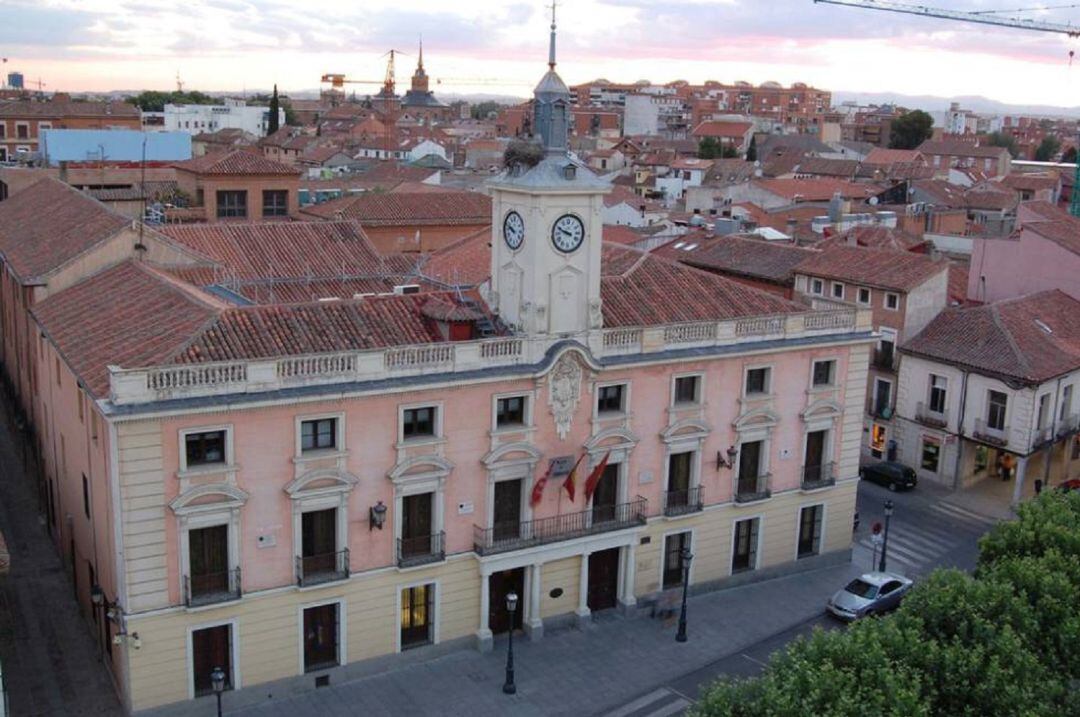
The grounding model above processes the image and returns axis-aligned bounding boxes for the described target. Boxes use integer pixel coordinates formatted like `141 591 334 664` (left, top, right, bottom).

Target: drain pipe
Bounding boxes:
1043 377 1063 490
952 369 970 491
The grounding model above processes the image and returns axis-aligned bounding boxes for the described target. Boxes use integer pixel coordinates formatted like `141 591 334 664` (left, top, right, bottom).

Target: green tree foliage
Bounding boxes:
127 90 216 112
693 491 1080 717
470 101 501 120
697 137 727 159
268 84 280 135
986 131 1020 159
746 135 757 162
1035 136 1063 162
1064 146 1078 164
888 110 934 150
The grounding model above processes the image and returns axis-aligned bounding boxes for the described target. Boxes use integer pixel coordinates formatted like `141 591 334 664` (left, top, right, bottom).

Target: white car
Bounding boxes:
826 571 913 621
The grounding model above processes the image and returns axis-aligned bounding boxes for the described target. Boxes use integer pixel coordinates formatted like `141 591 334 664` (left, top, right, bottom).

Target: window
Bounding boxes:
1036 393 1051 430
744 367 770 395
301 418 336 452
831 282 845 300
78 391 84 423
811 360 835 388
928 375 947 414
921 439 940 472
188 525 230 602
185 430 226 468
303 603 340 671
1060 385 1073 422
732 518 759 573
810 278 824 295
82 474 90 519
987 390 1008 431
857 287 871 305
884 292 900 311
192 624 233 696
737 440 764 496
300 508 341 583
597 384 626 414
662 532 692 589
262 189 288 217
16 122 29 139
797 505 823 558
400 584 435 649
216 190 247 219
402 406 437 439
0 123 5 139
496 396 526 428
673 375 700 405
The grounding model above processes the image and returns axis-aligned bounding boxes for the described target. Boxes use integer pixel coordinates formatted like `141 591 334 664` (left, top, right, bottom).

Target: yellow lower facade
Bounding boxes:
124 481 856 712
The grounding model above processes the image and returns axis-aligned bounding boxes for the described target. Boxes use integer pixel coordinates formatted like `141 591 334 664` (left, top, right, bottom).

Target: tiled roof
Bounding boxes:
420 227 491 288
754 178 881 202
600 244 803 327
0 99 140 119
1000 173 1060 192
825 225 926 252
691 121 753 139
173 149 301 176
795 244 946 291
863 148 924 166
902 290 1080 384
795 157 859 179
32 261 220 397
84 181 178 202
602 226 644 246
964 185 1019 212
0 177 131 282
917 140 1010 160
911 179 967 208
671 158 714 171
302 191 491 226
947 261 970 305
358 162 440 186
653 233 816 285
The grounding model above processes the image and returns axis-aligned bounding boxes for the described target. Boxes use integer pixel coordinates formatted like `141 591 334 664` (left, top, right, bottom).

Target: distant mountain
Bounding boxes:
834 91 1080 118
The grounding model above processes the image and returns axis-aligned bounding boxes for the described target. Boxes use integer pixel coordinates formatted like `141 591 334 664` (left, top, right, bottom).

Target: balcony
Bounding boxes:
473 498 648 556
801 462 836 491
915 401 948 429
397 531 446 568
663 486 704 517
866 397 894 420
735 473 772 503
295 549 350 587
872 349 896 372
1057 413 1080 440
184 567 241 607
1032 425 1055 450
973 418 1009 447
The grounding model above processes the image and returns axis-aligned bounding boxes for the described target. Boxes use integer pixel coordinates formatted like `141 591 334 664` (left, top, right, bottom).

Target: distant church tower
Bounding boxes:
411 38 429 94
487 5 611 337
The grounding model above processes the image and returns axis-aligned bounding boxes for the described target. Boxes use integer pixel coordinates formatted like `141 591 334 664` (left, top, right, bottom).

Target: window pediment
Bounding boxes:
482 442 542 470
170 482 248 516
284 468 359 499
388 455 454 485
801 398 843 422
733 407 779 432
660 419 710 445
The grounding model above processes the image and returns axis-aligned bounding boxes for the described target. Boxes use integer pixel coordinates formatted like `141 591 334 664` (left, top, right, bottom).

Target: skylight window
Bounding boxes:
1034 319 1053 335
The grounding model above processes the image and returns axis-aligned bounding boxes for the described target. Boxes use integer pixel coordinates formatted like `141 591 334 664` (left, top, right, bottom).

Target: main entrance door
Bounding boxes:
488 568 526 634
587 547 620 611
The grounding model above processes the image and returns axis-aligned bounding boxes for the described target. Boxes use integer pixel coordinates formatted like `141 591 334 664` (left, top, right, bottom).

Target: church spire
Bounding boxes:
548 1 557 70
418 35 424 71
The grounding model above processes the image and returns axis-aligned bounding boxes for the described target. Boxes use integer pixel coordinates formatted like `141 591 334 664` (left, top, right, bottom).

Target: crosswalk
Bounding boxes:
600 687 692 717
853 500 998 576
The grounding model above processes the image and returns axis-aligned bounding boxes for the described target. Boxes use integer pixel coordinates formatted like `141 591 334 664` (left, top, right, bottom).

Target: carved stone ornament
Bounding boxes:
548 353 583 440
588 299 603 329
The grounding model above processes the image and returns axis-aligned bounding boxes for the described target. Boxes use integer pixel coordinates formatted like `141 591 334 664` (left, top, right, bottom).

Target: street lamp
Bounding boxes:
675 547 694 643
502 591 518 695
878 500 894 572
210 666 226 717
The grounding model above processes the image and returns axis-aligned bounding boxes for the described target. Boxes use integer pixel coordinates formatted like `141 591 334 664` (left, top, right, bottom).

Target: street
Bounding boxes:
597 479 1002 717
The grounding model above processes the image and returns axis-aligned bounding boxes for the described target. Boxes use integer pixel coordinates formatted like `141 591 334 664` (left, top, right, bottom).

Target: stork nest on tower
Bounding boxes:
503 140 544 174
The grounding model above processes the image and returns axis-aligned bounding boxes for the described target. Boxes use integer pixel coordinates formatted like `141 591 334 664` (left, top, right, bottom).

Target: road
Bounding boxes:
598 480 1002 717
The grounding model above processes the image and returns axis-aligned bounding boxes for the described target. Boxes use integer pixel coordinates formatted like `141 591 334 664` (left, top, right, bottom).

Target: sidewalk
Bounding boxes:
218 563 860 717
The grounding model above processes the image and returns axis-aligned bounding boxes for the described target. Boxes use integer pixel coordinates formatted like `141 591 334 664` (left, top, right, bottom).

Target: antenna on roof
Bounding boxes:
136 135 148 254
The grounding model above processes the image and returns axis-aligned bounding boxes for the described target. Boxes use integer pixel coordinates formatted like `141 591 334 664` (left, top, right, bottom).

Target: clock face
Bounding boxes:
503 210 525 251
551 214 585 253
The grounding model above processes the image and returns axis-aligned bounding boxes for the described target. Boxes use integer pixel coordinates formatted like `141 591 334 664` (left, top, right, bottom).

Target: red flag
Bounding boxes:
531 464 553 507
583 452 612 502
563 454 586 502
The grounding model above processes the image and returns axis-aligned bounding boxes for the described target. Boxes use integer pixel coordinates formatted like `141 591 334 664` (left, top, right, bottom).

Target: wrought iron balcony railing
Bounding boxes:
663 485 704 517
915 401 948 428
397 531 446 568
734 473 772 503
473 498 648 556
801 462 836 491
296 548 350 587
184 567 241 607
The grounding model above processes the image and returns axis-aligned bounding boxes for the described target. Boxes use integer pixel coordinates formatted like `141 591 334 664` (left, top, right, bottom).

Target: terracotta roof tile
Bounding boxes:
795 157 859 179
754 178 882 203
653 233 816 285
0 177 131 282
421 227 491 287
902 290 1080 384
691 121 753 139
864 148 925 166
795 244 946 291
1001 173 1060 192
917 140 1010 160
173 149 301 176
302 191 491 226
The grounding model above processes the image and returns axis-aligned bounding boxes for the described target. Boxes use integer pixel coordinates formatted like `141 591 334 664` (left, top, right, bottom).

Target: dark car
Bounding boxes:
1056 478 1080 493
859 461 917 491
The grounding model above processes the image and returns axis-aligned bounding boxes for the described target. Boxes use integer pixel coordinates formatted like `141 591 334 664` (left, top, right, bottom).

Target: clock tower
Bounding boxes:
487 6 610 337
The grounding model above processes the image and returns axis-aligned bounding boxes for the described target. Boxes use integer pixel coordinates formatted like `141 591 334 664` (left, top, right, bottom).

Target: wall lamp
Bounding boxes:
716 446 738 471
369 500 388 531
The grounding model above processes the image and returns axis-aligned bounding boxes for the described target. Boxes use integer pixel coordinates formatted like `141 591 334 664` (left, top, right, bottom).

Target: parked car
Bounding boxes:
827 572 914 621
859 461 917 491
1056 478 1080 493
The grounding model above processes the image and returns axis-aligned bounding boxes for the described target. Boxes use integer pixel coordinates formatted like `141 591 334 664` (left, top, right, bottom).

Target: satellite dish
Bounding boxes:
869 196 879 206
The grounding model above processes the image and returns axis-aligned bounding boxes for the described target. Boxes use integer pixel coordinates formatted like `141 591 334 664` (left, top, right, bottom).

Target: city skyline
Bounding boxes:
1 0 1076 106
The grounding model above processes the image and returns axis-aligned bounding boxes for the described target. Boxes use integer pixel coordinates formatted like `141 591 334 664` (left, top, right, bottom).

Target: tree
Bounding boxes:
470 101 501 120
986 131 1019 159
1064 146 1078 164
1035 136 1062 162
889 110 934 150
746 134 757 162
126 90 216 112
268 84 280 134
697 136 721 159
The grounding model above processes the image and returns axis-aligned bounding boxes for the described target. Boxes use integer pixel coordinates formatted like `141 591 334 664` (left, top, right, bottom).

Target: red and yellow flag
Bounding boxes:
583 451 612 502
563 453 586 502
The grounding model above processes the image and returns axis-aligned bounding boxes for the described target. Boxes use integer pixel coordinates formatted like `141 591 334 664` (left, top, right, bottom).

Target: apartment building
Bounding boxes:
894 291 1080 496
793 245 949 460
171 150 302 223
3 39 872 715
0 94 141 160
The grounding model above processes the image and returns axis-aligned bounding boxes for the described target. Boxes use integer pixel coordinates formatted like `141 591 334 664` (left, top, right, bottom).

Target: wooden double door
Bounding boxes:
587 547 621 612
488 568 525 634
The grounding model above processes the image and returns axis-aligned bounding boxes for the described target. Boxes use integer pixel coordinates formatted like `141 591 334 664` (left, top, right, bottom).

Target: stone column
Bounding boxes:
476 569 493 653
618 543 637 615
576 552 591 627
526 562 544 641
1011 455 1029 506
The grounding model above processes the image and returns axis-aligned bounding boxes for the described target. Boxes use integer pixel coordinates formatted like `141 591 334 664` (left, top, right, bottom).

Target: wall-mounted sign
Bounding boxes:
549 456 575 476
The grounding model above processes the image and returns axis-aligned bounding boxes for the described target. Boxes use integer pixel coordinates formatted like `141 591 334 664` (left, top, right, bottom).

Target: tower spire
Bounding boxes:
418 35 424 71
548 1 557 70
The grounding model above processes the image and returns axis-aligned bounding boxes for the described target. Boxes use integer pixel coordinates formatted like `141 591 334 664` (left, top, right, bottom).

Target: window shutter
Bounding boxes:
812 506 823 552
749 519 759 568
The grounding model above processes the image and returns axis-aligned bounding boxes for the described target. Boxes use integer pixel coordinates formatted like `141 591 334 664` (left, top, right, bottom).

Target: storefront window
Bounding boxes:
921 439 940 473
974 445 988 473
870 424 886 458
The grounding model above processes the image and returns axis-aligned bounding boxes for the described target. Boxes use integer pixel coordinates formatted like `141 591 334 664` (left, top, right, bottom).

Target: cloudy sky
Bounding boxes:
1 0 1077 105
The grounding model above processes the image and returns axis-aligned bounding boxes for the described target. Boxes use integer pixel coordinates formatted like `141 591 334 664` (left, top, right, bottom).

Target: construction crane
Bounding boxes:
322 49 404 95
814 0 1080 216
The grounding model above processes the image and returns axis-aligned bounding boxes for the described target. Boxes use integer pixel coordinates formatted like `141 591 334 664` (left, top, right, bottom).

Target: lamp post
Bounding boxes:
675 547 694 642
210 666 226 717
502 591 518 694
878 500 894 572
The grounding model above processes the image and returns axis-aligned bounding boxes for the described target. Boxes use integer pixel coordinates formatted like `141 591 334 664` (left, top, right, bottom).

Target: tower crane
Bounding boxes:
814 0 1080 215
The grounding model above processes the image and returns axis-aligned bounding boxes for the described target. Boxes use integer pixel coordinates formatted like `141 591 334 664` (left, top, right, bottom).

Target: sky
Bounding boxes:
1 0 1078 106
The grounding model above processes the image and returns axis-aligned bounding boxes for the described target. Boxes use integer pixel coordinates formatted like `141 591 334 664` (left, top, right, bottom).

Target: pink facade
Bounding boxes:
967 230 1080 304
